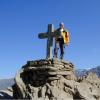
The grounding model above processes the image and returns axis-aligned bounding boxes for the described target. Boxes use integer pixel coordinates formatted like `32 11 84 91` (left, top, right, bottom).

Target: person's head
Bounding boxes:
59 22 64 29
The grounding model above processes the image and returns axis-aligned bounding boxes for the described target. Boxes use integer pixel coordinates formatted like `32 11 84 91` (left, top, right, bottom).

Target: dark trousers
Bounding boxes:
54 38 64 59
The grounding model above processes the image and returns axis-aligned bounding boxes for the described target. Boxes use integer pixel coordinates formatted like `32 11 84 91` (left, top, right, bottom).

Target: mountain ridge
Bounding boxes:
75 66 100 78
0 78 14 90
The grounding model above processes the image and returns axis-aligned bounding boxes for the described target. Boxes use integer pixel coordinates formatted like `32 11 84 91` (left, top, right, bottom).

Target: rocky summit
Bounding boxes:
13 59 76 100
0 59 100 100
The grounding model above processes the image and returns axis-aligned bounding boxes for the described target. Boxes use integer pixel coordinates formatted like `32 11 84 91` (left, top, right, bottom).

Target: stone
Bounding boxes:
2 59 100 100
12 59 76 99
0 87 13 99
74 72 100 100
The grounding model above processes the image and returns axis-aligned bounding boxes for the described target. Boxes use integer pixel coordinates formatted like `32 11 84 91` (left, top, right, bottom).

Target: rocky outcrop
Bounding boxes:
75 72 100 100
13 59 76 100
1 59 100 100
0 87 13 99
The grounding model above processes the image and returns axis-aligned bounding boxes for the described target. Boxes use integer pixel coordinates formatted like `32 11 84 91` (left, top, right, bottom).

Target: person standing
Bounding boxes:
54 22 69 60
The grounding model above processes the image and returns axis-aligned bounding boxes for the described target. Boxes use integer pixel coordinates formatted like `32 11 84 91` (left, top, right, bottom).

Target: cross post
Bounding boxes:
38 24 54 59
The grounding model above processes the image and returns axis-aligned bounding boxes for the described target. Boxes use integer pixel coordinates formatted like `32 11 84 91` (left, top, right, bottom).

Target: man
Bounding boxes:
54 22 69 60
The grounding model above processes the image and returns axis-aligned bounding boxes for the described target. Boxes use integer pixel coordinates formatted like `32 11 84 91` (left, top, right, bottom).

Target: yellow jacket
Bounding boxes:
54 28 70 45
62 31 69 45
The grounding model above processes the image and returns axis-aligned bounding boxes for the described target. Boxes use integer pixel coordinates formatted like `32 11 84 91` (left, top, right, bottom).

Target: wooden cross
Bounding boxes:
38 24 54 59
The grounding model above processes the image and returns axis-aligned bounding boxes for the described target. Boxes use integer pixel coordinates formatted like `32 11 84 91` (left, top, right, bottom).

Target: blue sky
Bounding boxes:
0 0 100 79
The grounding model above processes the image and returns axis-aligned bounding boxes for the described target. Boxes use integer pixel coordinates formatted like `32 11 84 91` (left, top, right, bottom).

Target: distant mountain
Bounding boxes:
75 69 88 77
0 78 15 90
89 66 100 77
75 66 100 78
